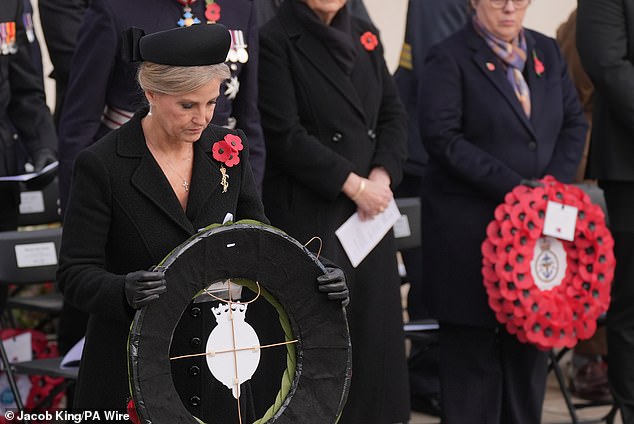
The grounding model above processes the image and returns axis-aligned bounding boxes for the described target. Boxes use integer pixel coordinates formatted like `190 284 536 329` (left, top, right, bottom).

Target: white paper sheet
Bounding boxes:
0 161 58 182
335 198 401 268
61 337 84 369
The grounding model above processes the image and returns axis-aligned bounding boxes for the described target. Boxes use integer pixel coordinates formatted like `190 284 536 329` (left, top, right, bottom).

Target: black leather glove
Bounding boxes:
520 178 544 189
124 270 166 309
31 148 57 172
317 266 350 307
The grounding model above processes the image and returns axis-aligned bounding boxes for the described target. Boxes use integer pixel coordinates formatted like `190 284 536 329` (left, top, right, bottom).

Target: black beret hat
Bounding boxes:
122 24 231 66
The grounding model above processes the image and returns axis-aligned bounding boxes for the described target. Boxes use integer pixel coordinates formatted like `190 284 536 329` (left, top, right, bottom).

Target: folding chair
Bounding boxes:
17 177 61 228
0 227 75 417
7 178 63 329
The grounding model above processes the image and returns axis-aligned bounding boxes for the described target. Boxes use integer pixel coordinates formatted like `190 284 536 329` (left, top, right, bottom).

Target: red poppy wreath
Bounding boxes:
481 176 615 351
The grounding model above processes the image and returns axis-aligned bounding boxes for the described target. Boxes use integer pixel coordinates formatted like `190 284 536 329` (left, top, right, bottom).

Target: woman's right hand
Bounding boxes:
124 270 166 309
343 172 393 220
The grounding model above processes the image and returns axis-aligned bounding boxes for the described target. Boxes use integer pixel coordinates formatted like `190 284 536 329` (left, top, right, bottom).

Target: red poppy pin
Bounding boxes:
360 31 378 51
533 51 545 77
486 62 495 71
127 399 140 424
212 134 243 192
212 134 243 167
205 0 221 22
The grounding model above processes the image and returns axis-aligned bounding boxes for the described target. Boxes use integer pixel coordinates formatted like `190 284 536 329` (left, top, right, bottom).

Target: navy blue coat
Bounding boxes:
418 22 587 327
58 0 265 212
0 0 57 229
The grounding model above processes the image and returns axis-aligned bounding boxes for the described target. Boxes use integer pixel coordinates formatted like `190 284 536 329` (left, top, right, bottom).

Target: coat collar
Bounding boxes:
276 2 368 122
465 23 545 138
115 109 224 234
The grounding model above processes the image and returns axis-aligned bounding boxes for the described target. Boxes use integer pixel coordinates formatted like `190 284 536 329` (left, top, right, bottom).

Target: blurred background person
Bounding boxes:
258 1 409 422
393 0 468 416
37 0 90 127
577 0 634 421
418 0 587 422
556 7 611 405
1 0 57 233
254 0 373 26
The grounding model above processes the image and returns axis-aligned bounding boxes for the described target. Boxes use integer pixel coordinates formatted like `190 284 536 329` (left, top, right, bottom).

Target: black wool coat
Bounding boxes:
258 3 410 423
418 22 587 328
57 109 267 410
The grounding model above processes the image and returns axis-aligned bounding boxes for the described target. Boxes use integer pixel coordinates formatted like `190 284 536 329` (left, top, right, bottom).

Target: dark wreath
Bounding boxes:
128 221 352 423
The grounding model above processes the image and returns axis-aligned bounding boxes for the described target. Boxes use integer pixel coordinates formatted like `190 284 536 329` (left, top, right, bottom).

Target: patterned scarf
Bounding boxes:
473 15 531 117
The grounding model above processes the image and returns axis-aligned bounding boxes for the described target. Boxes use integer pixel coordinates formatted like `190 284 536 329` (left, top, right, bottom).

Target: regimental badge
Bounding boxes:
206 302 261 399
0 21 17 55
531 236 567 291
227 29 248 64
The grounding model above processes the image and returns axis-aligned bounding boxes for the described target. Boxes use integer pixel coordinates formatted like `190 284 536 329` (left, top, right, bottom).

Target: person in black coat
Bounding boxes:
37 0 90 127
0 0 57 232
418 0 587 422
258 1 409 422
58 24 347 414
393 0 467 415
55 0 267 364
57 0 266 214
577 0 634 421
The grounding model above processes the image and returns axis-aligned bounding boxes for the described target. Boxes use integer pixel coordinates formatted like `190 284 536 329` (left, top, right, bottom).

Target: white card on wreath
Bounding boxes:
543 200 578 242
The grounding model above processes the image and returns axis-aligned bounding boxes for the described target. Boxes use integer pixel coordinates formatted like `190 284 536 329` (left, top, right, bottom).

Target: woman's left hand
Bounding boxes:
317 266 350 307
356 167 393 220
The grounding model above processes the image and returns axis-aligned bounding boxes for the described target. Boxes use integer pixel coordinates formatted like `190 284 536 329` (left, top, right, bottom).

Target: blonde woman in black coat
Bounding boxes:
259 1 410 422
58 24 347 413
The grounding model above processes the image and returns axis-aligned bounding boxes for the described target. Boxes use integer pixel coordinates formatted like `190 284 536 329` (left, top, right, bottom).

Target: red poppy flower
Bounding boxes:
205 2 221 22
533 51 545 77
212 134 243 167
481 176 615 350
360 31 378 51
127 399 140 424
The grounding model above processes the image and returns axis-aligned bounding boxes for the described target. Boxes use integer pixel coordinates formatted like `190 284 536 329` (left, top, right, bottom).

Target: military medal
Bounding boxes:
23 13 35 43
176 0 201 27
228 30 248 64
0 21 17 55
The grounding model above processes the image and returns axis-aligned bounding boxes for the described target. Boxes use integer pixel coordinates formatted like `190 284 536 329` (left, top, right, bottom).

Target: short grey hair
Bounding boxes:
137 62 231 95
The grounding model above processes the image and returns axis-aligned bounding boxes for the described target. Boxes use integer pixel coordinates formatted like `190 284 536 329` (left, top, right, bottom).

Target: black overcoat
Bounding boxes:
57 109 267 410
57 0 265 211
258 3 410 423
418 23 588 328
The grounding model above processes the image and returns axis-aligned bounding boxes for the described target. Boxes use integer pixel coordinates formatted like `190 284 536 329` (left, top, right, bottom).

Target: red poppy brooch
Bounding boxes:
481 176 615 350
360 31 378 51
533 51 545 77
205 0 221 22
212 134 243 192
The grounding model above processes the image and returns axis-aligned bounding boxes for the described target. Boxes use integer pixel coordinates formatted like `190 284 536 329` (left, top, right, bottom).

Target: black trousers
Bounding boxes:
439 323 548 424
600 181 634 424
